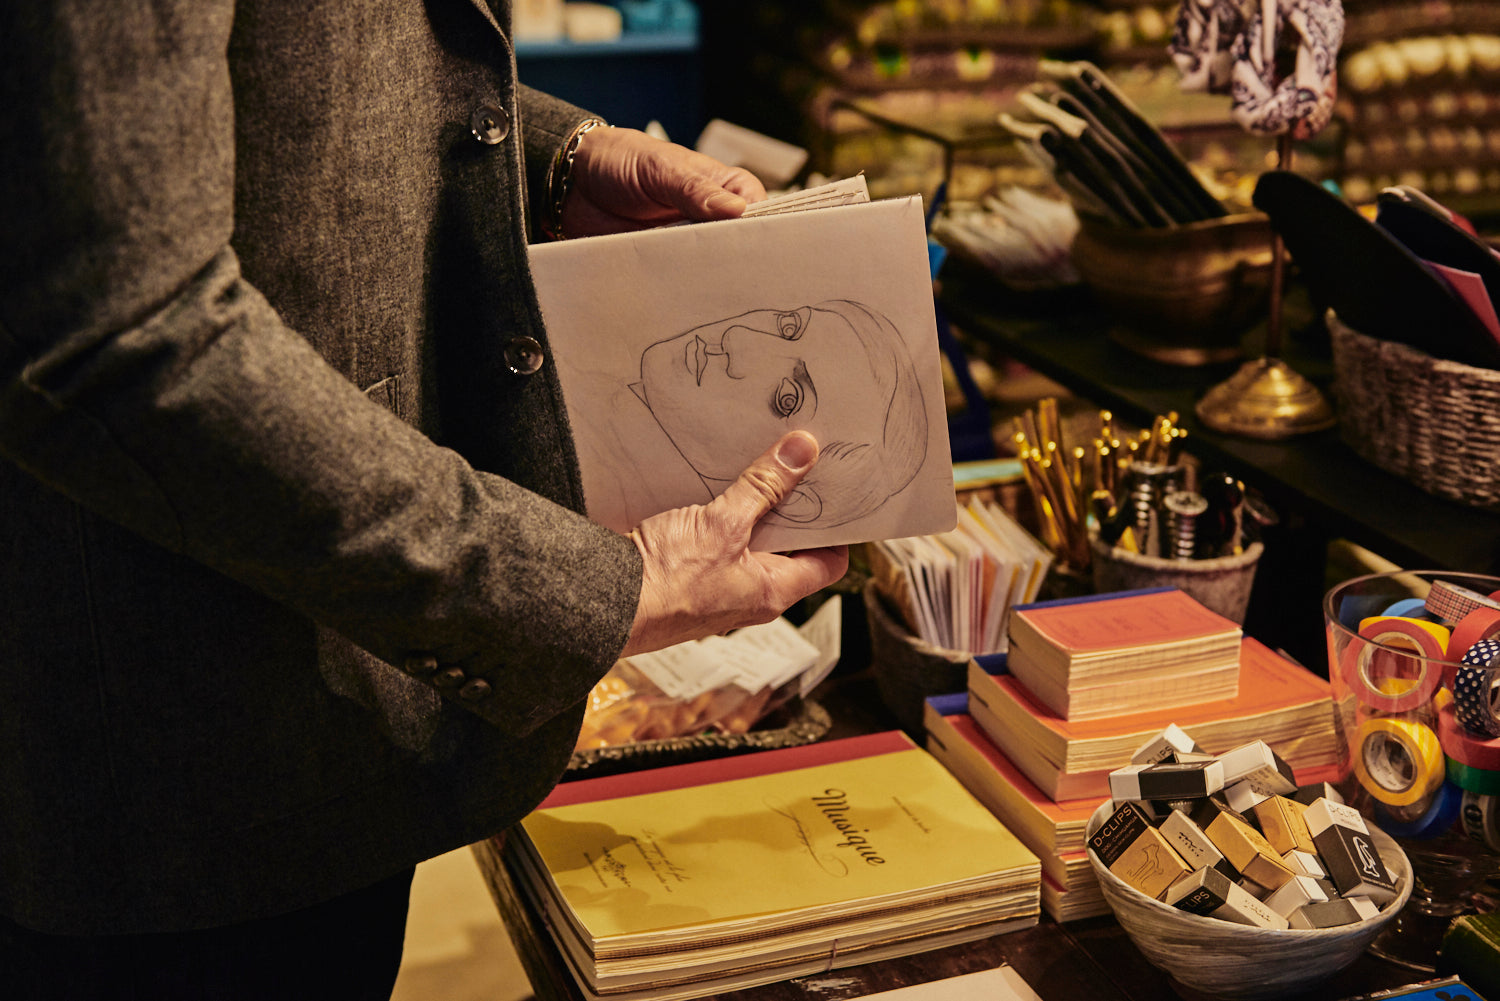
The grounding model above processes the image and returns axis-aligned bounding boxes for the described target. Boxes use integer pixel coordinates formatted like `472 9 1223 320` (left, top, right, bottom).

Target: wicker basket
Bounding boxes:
1086 800 1412 1000
1328 310 1500 510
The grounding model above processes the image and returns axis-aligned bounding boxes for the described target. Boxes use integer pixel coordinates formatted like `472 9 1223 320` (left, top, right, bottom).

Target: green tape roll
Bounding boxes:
1446 756 1500 795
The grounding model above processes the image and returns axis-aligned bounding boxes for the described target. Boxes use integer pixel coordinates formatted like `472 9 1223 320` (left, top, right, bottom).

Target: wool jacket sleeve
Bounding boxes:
0 1 642 735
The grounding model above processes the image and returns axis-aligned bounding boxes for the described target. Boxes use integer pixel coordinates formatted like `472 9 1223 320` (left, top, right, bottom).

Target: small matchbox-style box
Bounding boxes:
1252 796 1317 855
1218 740 1298 796
1281 848 1327 879
1292 782 1344 807
1196 807 1296 891
1289 895 1379 929
1131 724 1202 765
1159 809 1240 882
1164 866 1290 929
1110 759 1226 802
1224 779 1272 814
1191 793 1250 829
1263 874 1332 917
1304 799 1400 904
1090 800 1193 899
1171 751 1219 765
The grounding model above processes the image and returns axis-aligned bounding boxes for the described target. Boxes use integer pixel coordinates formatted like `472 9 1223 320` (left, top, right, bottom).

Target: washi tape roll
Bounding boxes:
1460 790 1500 851
1341 616 1450 712
1382 597 1435 620
1353 717 1445 806
1376 781 1462 839
1337 594 1393 631
1453 638 1500 738
1438 698 1500 770
1446 609 1500 683
1447 757 1500 796
1426 580 1500 624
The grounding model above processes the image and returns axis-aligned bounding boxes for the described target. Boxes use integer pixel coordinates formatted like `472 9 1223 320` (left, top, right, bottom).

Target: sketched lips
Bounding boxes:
685 335 707 386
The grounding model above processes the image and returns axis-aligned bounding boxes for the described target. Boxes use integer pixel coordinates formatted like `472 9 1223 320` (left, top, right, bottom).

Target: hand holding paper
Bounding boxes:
621 430 849 657
564 125 767 236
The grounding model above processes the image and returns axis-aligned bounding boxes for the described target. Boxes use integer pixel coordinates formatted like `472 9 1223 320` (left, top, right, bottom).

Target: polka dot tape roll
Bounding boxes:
1446 608 1500 688
1353 717 1445 807
1454 638 1500 738
1341 616 1449 712
1425 580 1500 624
1460 790 1500 852
1438 698 1500 770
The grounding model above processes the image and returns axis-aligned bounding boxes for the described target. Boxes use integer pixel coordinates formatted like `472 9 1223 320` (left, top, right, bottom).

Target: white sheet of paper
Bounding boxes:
848 966 1044 1001
528 196 956 551
796 593 842 695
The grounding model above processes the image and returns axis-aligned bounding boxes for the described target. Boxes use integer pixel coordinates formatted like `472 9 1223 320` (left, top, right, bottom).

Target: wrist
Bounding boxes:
543 117 607 240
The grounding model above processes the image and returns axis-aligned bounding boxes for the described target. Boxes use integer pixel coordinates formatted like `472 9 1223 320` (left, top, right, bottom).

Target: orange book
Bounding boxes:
923 696 1098 857
924 699 1109 922
1006 587 1242 720
969 637 1340 801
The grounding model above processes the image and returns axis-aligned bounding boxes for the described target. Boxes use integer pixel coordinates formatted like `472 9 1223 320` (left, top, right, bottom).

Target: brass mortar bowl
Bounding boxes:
1070 212 1275 366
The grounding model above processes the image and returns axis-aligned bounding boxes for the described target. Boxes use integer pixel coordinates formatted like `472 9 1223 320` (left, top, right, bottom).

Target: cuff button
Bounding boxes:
459 678 493 702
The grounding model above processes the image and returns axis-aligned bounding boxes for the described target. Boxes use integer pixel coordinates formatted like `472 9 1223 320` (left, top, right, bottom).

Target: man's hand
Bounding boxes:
621 430 849 657
562 126 767 237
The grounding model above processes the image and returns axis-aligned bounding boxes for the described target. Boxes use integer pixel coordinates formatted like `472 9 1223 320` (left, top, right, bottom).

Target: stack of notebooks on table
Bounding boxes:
923 587 1340 924
490 730 1041 1001
924 693 1108 922
1004 587 1243 721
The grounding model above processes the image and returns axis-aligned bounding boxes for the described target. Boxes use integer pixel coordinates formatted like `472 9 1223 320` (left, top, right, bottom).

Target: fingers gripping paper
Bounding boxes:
527 195 956 551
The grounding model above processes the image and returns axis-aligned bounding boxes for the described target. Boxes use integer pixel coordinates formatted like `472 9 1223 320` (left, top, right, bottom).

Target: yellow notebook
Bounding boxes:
518 731 1039 955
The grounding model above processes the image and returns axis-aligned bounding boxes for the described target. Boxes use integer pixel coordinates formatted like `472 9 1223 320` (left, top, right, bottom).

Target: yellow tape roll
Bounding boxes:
1354 717 1445 806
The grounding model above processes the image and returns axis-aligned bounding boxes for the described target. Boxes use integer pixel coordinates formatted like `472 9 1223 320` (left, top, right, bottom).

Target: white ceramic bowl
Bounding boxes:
1086 800 1412 1000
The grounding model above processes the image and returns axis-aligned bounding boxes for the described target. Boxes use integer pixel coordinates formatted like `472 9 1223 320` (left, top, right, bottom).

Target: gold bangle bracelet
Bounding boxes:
544 117 606 240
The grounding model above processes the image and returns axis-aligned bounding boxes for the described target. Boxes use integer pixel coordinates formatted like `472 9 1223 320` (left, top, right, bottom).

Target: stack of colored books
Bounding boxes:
924 694 1107 922
922 588 1340 923
486 731 1042 1001
1004 587 1242 721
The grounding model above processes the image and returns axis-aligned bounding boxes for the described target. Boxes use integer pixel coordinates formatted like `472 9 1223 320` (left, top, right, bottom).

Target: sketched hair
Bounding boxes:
773 299 927 528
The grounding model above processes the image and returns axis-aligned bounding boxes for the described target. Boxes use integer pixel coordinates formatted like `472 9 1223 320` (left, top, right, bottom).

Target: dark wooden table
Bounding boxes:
472 670 1428 1001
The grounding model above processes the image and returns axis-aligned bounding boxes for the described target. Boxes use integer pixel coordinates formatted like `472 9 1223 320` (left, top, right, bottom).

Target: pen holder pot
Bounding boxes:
864 580 970 738
1089 536 1263 625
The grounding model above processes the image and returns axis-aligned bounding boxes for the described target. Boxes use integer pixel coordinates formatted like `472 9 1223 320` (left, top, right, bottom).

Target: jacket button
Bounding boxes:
459 678 493 702
403 655 438 677
504 335 545 375
434 666 466 689
470 104 511 145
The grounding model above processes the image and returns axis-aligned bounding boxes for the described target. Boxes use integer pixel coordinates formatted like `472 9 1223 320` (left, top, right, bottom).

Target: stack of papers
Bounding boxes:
869 497 1052 654
493 732 1041 1001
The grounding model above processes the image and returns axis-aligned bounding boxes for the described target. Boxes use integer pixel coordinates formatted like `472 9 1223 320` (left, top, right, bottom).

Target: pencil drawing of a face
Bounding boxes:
631 300 928 530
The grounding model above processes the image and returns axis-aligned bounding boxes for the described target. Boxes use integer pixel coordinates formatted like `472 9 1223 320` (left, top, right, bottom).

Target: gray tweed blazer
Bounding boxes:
0 0 643 934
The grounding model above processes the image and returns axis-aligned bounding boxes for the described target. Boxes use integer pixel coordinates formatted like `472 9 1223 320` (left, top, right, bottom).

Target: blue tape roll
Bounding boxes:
1382 597 1435 620
1376 781 1462 839
1338 594 1393 631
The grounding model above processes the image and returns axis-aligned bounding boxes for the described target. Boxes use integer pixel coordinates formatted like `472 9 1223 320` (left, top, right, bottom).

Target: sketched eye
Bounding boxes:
775 311 804 340
771 361 815 420
772 377 803 418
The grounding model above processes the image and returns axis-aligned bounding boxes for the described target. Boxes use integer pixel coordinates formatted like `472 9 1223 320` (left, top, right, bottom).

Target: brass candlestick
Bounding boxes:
1195 136 1336 439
